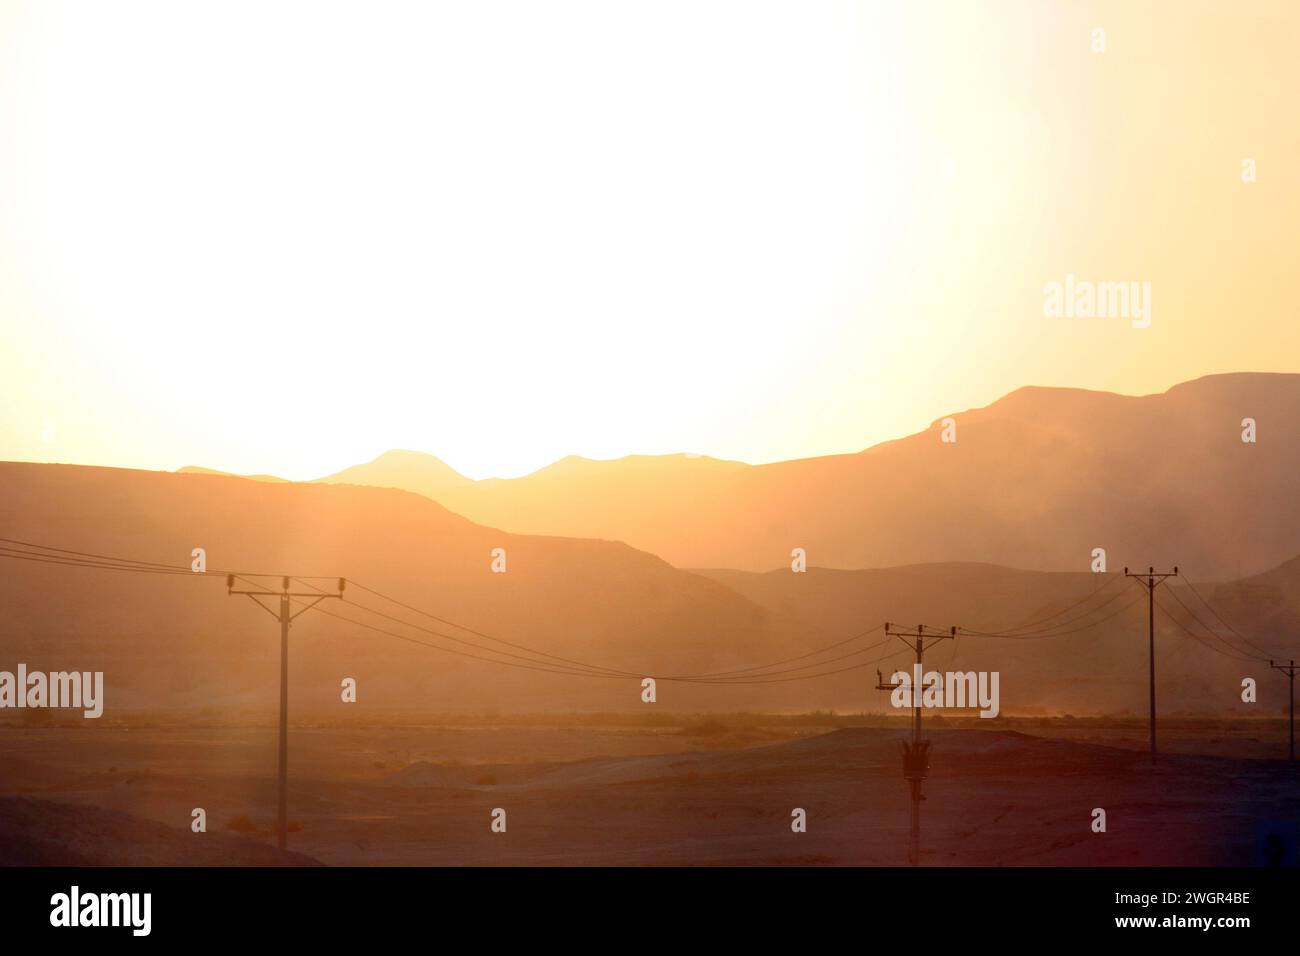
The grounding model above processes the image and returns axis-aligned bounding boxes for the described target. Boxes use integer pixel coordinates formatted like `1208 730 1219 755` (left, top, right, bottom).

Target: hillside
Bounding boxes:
695 563 1300 716
307 373 1300 578
3 461 1298 716
0 461 819 714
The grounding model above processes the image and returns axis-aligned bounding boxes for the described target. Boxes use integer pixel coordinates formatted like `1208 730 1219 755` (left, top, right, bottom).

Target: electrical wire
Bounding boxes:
305 576 891 682
958 590 1144 640
1153 593 1265 663
1179 575 1288 660
0 535 899 686
960 572 1124 636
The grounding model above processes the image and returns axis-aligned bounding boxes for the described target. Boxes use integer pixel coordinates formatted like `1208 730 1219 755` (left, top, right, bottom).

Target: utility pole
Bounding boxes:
228 574 345 851
1268 660 1298 762
875 622 956 866
1124 566 1177 765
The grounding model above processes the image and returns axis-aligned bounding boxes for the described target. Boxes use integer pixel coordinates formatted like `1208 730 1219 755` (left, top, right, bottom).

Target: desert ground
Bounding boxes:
2 715 1295 866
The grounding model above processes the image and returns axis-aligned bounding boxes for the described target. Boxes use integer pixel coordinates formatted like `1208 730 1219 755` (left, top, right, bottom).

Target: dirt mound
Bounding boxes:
0 797 322 866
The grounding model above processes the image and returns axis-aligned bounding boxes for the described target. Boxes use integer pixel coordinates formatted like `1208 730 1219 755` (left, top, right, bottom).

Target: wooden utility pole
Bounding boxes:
228 574 345 851
875 623 956 866
1124 566 1177 765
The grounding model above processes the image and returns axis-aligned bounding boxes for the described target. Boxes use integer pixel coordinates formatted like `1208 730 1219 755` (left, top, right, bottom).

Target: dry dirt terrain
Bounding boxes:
1 719 1295 866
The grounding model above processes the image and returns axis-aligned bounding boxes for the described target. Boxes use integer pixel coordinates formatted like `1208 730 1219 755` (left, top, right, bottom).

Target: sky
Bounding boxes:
1 0 1298 480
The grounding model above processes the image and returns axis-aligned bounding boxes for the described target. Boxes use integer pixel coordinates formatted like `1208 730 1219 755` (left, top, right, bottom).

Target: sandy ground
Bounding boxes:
0 796 318 865
1 720 1296 866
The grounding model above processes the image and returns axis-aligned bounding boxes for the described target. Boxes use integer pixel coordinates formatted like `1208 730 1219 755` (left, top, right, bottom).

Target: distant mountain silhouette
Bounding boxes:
301 373 1300 579
315 449 474 499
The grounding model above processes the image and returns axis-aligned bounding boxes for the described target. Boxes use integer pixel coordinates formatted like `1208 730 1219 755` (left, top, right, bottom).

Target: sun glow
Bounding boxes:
1 1 1297 479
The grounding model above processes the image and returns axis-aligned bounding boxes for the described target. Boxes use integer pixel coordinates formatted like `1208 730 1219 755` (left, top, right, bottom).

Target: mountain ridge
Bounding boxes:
171 372 1300 577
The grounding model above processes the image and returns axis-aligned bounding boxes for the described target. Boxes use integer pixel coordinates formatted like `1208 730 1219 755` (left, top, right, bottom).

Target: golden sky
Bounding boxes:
1 0 1297 480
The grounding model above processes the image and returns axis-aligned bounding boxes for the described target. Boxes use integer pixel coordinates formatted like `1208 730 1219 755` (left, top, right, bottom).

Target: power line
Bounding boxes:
1155 597 1260 663
1156 589 1268 663
675 643 911 685
963 572 1124 636
0 534 1277 685
3 533 1287 701
1179 575 1287 660
958 590 1144 640
0 542 660 680
325 592 641 677
306 598 907 685
0 537 193 570
0 547 194 576
321 579 642 678
668 626 885 679
305 602 635 680
306 576 893 682
0 537 337 580
0 535 910 686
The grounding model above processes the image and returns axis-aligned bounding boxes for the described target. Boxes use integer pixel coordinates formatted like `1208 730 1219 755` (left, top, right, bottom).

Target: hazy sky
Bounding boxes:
1 0 1297 480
